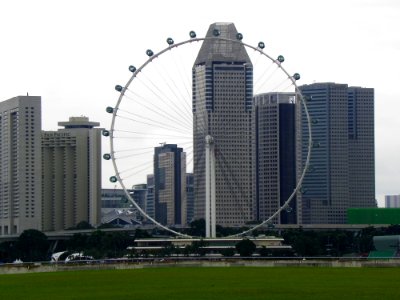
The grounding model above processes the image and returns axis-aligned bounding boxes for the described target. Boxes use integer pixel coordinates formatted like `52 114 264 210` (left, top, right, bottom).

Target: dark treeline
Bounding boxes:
1 222 400 262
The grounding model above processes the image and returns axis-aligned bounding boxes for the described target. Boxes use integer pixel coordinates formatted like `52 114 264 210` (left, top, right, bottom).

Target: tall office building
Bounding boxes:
42 116 102 231
348 87 375 209
253 93 297 224
186 173 194 224
154 144 186 226
192 22 254 226
0 96 42 235
297 83 375 224
385 195 400 208
146 174 155 220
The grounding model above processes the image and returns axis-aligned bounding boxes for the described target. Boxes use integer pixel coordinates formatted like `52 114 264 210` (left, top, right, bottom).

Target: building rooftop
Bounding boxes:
194 22 252 66
58 116 100 129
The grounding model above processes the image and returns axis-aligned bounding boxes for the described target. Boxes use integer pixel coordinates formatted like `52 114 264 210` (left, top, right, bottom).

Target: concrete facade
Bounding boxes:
0 96 42 235
41 116 101 231
192 22 254 226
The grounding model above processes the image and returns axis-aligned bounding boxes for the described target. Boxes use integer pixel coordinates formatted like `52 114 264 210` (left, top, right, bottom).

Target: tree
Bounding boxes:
75 221 94 230
187 219 206 237
67 233 88 252
190 239 208 256
16 229 49 262
235 239 256 257
220 248 235 257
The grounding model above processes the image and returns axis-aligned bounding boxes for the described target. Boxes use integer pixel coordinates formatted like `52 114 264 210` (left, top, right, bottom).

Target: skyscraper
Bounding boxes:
385 195 400 208
253 93 297 224
0 96 42 235
348 87 375 209
42 116 102 231
146 174 155 220
186 173 194 224
192 22 254 227
154 144 186 226
297 83 375 224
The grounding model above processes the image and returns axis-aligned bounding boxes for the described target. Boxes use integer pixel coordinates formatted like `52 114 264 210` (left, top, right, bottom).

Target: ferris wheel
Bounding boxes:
102 27 312 238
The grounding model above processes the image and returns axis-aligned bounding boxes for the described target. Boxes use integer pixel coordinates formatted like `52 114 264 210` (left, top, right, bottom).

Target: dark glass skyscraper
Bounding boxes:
153 144 186 226
253 93 297 224
192 22 254 226
297 83 375 224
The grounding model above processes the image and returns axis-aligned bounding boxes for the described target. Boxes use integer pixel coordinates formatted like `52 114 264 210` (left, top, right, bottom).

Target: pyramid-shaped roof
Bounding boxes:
194 22 252 66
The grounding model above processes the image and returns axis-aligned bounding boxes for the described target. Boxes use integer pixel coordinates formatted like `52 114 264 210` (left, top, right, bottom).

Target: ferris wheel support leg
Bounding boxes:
205 135 216 238
210 141 216 238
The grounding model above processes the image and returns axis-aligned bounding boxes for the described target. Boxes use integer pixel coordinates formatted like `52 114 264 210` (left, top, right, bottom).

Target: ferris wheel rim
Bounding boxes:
107 34 312 238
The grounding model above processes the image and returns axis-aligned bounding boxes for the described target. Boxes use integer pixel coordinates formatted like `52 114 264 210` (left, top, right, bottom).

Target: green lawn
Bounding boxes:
0 267 399 299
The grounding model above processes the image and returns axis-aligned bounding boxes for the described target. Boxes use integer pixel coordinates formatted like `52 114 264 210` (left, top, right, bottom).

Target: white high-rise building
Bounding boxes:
0 96 42 235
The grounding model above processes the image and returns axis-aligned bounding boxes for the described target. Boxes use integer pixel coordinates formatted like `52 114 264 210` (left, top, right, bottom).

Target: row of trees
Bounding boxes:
1 224 400 262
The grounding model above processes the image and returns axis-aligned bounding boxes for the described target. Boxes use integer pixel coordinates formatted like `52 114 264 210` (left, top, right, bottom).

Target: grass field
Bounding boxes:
1 267 399 299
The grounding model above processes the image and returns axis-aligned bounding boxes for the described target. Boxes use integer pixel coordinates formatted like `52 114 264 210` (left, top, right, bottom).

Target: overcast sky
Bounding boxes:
1 0 399 206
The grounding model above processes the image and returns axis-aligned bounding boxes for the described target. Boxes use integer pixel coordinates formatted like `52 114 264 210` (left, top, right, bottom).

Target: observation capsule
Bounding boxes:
102 130 110 137
189 30 196 38
236 33 243 40
213 29 220 36
293 73 301 80
106 106 114 114
103 153 111 160
300 187 307 194
115 85 123 92
128 65 136 73
312 118 319 124
166 37 174 45
146 49 154 57
304 95 312 102
109 176 118 183
285 206 293 213
277 55 285 63
258 41 265 49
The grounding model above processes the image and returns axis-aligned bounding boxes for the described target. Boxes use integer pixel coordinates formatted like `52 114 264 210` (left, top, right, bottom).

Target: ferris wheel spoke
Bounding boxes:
136 72 193 126
117 159 153 175
122 92 193 131
117 108 192 132
114 129 191 140
169 47 195 115
114 150 155 160
115 114 191 135
270 77 293 93
254 65 280 95
151 53 193 118
115 145 156 153
122 163 155 180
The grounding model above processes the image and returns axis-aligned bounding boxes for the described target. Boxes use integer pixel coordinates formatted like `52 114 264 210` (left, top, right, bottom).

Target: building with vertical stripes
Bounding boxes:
192 22 255 226
41 116 102 231
297 83 375 224
0 96 42 235
253 92 297 224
